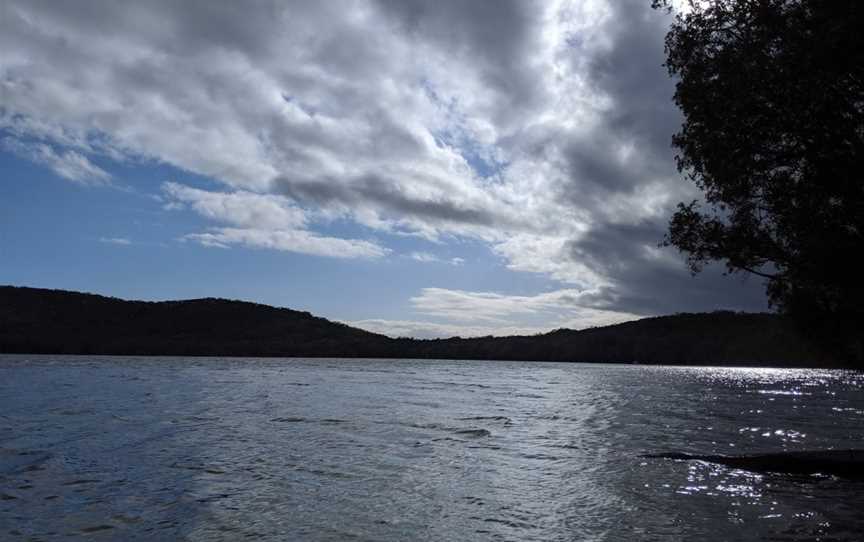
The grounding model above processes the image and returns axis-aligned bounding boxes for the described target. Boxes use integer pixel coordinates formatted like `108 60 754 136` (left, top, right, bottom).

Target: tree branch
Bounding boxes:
738 265 781 280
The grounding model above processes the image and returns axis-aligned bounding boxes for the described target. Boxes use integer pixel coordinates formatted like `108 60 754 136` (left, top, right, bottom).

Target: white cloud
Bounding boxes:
162 182 387 259
348 305 637 338
0 0 613 246
410 286 638 326
410 251 439 263
347 318 554 339
182 227 388 259
99 236 131 245
492 233 604 288
408 251 463 265
2 137 110 185
162 182 307 230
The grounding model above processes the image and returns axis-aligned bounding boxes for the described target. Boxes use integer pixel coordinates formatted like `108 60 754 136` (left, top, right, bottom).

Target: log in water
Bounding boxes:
643 450 864 478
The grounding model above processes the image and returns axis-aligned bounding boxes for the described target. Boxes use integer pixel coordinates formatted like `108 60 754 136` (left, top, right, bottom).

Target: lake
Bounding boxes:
1 355 863 540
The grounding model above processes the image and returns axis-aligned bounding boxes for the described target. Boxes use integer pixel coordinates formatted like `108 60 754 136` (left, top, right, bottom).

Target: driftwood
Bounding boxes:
644 450 864 478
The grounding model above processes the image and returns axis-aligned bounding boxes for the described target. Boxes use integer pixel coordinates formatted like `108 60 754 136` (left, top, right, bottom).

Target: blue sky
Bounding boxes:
0 0 769 338
0 146 571 334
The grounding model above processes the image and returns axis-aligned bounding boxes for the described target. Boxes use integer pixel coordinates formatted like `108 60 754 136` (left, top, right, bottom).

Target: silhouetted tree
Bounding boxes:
655 0 864 361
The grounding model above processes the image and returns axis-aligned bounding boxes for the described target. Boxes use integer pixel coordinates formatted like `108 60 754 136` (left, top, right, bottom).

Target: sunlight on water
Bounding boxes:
1 356 862 541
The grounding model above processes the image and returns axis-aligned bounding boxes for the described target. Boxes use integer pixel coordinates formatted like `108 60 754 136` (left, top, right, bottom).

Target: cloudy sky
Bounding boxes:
0 0 768 338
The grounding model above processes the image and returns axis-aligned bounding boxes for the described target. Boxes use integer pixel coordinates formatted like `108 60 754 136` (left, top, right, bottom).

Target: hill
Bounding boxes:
0 286 841 367
0 286 390 358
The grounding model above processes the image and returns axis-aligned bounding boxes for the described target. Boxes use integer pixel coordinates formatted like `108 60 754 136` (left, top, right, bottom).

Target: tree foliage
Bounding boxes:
656 0 864 358
0 286 840 367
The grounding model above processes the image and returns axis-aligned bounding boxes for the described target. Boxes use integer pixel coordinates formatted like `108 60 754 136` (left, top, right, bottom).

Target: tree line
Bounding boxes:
0 286 841 367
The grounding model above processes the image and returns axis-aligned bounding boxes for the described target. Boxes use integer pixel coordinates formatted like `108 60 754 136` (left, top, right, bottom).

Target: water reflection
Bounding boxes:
1 356 863 541
0 356 222 538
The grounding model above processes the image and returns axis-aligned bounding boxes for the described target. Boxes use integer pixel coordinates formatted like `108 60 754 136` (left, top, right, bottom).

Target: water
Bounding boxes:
1 355 863 541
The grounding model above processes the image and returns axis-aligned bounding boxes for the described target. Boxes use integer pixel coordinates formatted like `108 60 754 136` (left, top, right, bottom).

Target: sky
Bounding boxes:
0 0 770 338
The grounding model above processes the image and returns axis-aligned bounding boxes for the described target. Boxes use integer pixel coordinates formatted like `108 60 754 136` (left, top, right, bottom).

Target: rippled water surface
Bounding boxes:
2 355 863 540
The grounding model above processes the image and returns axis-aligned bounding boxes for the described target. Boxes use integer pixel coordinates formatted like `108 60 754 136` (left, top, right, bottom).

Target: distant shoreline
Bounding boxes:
0 285 845 368
0 352 854 371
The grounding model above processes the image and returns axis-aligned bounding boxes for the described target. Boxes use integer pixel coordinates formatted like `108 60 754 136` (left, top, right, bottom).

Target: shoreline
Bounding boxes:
0 352 855 370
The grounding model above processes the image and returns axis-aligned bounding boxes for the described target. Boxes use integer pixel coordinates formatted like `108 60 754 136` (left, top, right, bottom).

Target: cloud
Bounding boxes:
274 172 515 241
162 182 388 259
347 318 554 339
162 182 307 230
410 251 439 263
99 236 131 245
2 137 110 185
410 286 638 326
181 228 389 259
564 220 770 315
408 251 463 265
0 0 770 327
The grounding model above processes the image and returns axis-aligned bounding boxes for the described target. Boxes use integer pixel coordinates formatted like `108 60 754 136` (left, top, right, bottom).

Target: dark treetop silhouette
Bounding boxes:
654 0 864 361
0 286 842 367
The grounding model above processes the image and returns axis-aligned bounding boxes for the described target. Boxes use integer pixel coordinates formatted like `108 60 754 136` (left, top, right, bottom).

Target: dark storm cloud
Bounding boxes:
551 2 683 200
541 2 768 315
5 0 282 56
587 3 683 155
276 174 502 228
562 133 652 194
567 219 770 315
375 0 545 123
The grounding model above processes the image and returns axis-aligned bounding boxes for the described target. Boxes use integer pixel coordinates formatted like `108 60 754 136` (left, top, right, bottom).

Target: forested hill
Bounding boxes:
0 286 841 367
0 286 386 358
